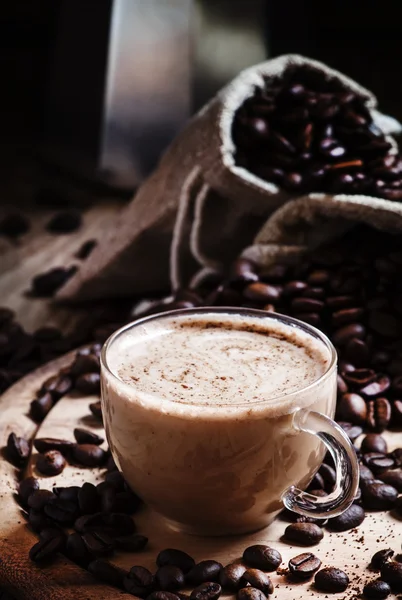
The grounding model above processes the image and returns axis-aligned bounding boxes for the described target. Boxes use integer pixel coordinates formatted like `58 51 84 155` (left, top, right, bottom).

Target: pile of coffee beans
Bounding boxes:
232 64 402 199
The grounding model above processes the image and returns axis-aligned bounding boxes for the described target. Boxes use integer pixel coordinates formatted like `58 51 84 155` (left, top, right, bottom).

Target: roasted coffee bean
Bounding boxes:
284 523 324 545
219 564 247 592
30 393 54 422
105 469 125 490
82 529 115 556
344 337 370 366
74 512 105 533
78 482 100 513
332 323 365 346
89 401 103 420
88 559 127 589
187 561 223 585
338 422 363 442
124 565 154 596
44 498 78 525
65 532 91 566
31 266 77 297
288 552 321 580
155 565 185 591
75 239 97 260
240 569 273 595
70 354 100 377
391 448 402 467
18 476 39 504
327 503 365 531
337 393 367 425
34 437 73 455
54 486 80 502
29 533 64 562
371 549 394 571
28 489 56 510
314 567 349 593
75 373 101 395
380 561 402 591
0 213 30 237
359 464 375 485
363 580 391 599
363 453 395 474
243 544 282 571
343 368 376 387
157 549 196 573
361 434 388 454
378 469 402 492
36 450 66 476
318 463 336 490
360 375 391 398
46 210 82 233
147 593 181 600
102 512 136 536
190 583 222 600
366 398 392 433
114 533 148 552
72 444 106 467
40 374 73 399
337 374 348 394
237 587 266 600
362 481 398 509
243 282 280 302
73 428 104 445
7 432 29 466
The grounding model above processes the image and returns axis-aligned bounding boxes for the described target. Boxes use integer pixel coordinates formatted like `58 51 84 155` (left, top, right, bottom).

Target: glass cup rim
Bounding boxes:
101 306 337 407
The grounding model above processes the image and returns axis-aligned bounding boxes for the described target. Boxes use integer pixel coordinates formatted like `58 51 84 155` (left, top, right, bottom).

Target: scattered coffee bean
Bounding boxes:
0 213 30 237
243 545 282 571
75 373 101 395
361 434 388 454
190 582 222 600
65 532 91 566
40 374 73 399
28 489 56 510
114 533 148 552
371 549 394 571
155 565 185 591
54 486 80 502
78 482 100 514
240 569 273 595
378 469 402 492
30 393 54 422
7 432 29 466
219 564 247 592
82 529 115 556
88 559 128 589
157 549 196 573
362 481 398 509
72 444 106 467
288 552 322 579
315 567 349 593
363 580 391 599
73 428 104 445
380 561 402 591
70 353 100 378
29 533 64 562
18 476 39 505
46 210 82 234
237 587 266 600
337 393 367 425
89 401 103 420
34 438 73 455
124 565 154 596
36 450 66 476
44 498 78 525
187 561 223 585
284 522 324 545
147 593 181 600
75 239 97 260
31 266 77 297
327 503 365 531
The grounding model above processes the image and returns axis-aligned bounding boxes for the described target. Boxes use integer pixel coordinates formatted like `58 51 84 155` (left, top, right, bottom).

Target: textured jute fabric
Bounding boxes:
56 54 401 301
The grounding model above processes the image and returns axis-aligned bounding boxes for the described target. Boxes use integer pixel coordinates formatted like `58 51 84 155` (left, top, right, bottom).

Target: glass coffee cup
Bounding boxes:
101 308 359 536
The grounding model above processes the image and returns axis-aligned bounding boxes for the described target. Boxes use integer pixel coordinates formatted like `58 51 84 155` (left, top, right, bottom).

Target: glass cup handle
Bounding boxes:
282 408 359 519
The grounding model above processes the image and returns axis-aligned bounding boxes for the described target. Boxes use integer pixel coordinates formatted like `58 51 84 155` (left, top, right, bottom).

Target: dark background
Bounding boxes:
2 0 402 170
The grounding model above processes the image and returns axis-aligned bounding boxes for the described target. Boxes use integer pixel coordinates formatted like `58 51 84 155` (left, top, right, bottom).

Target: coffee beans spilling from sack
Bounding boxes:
233 64 402 199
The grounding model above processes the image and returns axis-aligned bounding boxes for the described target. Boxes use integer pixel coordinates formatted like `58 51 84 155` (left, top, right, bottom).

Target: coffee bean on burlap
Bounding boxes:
371 549 394 571
284 523 324 545
82 529 115 556
186 561 223 585
28 489 56 511
36 450 66 476
34 438 73 455
327 504 365 531
380 561 402 591
29 534 65 562
124 565 154 597
44 498 78 526
363 580 391 599
6 432 29 466
362 481 398 509
74 427 104 445
157 549 196 573
155 566 185 591
72 444 106 467
40 527 66 542
237 588 266 600
18 477 39 505
74 513 105 533
65 532 92 566
219 564 247 592
314 567 349 593
190 583 222 600
243 545 282 571
88 559 128 589
288 553 322 579
78 482 100 514
240 569 273 595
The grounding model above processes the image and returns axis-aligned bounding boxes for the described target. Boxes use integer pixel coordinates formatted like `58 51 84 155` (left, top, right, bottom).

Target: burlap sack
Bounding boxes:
57 54 401 301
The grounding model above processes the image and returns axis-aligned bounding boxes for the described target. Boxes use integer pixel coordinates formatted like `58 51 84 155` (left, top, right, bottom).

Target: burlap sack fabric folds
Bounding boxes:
56 55 402 301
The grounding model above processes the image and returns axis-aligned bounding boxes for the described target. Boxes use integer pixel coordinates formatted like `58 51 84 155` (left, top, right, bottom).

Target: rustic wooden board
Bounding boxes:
0 353 401 600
